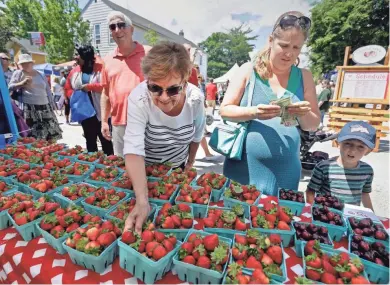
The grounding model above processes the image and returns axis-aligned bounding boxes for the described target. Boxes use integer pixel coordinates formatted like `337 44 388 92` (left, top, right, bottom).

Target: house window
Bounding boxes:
94 24 101 45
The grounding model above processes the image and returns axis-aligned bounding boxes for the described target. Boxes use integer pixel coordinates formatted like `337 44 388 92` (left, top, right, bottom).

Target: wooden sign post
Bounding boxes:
328 46 389 152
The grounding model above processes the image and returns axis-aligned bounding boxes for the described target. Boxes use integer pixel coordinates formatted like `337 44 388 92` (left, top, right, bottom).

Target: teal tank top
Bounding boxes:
223 65 304 196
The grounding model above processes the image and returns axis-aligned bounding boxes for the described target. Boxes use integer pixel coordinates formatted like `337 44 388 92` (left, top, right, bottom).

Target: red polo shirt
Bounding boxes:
205 83 218 100
101 42 147 126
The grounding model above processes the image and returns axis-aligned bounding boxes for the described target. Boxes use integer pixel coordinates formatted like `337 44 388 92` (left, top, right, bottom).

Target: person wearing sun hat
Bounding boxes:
306 121 376 211
8 54 62 140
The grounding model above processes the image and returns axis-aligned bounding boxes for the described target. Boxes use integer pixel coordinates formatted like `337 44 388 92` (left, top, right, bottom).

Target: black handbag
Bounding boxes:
10 88 23 101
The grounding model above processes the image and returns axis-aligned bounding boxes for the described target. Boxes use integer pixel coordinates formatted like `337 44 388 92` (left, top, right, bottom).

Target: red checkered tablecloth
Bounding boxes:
0 195 388 284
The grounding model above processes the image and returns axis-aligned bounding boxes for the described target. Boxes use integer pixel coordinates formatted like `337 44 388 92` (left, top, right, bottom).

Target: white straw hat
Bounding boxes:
18 54 35 64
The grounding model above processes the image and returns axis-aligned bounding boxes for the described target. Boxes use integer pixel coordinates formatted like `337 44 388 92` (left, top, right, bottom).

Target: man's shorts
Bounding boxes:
206 100 216 108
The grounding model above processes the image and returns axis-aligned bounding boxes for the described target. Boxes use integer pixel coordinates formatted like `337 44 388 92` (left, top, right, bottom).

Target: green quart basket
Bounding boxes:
222 190 261 217
190 176 230 203
277 188 305 216
59 163 94 183
63 239 118 273
8 213 43 241
148 184 180 207
302 245 370 284
346 216 389 244
292 221 334 258
51 182 98 208
37 222 70 254
0 190 32 230
153 205 194 241
174 185 211 218
232 231 287 283
172 229 232 284
80 190 130 218
311 206 347 242
348 235 389 284
203 205 250 239
118 237 181 284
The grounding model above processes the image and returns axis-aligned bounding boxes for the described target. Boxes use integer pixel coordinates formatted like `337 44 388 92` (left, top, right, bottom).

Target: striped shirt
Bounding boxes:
123 81 205 168
307 157 373 205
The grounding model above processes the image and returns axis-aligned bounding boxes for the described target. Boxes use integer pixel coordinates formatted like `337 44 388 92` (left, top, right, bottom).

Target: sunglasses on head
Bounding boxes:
109 22 128 31
275 15 311 32
147 82 184 97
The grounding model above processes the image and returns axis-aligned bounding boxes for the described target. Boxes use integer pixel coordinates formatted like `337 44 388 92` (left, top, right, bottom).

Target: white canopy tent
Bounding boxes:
213 63 240 83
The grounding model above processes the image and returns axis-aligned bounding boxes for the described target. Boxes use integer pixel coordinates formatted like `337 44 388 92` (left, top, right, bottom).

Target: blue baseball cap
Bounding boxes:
337 121 376 149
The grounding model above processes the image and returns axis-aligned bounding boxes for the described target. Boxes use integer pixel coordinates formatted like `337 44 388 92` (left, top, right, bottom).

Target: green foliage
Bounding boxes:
0 15 13 52
199 25 257 78
1 0 91 64
308 0 389 78
144 28 160 46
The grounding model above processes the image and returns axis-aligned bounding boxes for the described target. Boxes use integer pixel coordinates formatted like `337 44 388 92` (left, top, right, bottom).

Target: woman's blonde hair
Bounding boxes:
54 77 60 84
254 11 309 80
142 41 192 82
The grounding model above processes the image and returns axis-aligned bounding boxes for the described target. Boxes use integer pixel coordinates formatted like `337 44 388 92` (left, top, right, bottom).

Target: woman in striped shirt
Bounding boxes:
123 42 205 233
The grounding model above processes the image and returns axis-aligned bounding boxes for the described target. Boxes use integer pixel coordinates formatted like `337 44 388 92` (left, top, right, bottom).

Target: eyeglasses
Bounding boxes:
274 15 311 32
109 22 128 31
147 82 184 97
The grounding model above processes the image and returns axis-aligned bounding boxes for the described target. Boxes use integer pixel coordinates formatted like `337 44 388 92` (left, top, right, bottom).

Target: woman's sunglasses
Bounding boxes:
275 15 311 31
147 82 184 97
109 22 128 31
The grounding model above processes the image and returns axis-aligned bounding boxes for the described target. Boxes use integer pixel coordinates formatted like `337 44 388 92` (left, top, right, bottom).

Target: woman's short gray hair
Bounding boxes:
107 11 132 26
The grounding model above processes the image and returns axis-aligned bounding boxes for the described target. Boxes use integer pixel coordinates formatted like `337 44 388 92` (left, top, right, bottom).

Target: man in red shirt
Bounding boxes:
205 78 218 114
100 11 150 156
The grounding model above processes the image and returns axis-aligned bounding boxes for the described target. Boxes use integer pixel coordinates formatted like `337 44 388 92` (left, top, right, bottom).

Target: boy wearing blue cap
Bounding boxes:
306 121 376 211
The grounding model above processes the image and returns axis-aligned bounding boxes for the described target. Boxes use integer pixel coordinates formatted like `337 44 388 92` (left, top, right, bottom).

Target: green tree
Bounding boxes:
0 15 14 52
1 0 90 63
0 0 41 39
199 25 257 78
144 28 160 46
308 0 389 78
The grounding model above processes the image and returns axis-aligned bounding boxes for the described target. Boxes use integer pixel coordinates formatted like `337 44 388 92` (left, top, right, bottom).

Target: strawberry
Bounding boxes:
44 202 60 214
234 234 247 245
266 245 283 265
350 276 370 284
196 256 211 269
154 231 166 243
152 245 167 261
232 244 248 260
66 222 80 233
141 230 155 243
246 255 263 269
323 259 337 276
162 239 174 252
122 231 137 244
14 212 28 225
203 217 215 228
321 272 337 284
181 242 194 254
182 255 196 265
97 232 116 247
28 210 41 221
277 221 290 230
306 267 323 281
203 234 219 251
269 234 282 245
305 253 322 269
234 218 247 231
51 225 65 238
55 208 66 216
252 268 269 284
261 253 273 266
86 227 100 241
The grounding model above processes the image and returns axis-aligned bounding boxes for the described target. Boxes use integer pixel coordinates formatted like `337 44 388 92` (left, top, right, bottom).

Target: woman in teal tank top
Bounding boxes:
220 11 321 196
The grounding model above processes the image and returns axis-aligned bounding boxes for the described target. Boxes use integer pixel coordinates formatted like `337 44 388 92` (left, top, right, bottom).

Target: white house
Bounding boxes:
81 0 207 80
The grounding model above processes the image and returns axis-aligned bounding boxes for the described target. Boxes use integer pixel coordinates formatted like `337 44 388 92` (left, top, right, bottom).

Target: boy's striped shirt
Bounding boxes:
307 158 373 205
